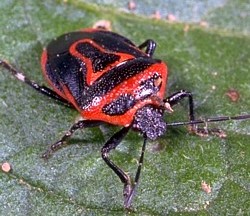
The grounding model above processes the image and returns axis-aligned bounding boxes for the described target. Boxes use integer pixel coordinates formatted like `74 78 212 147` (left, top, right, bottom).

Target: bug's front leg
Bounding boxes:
164 90 195 123
164 90 224 136
123 135 147 209
101 126 135 208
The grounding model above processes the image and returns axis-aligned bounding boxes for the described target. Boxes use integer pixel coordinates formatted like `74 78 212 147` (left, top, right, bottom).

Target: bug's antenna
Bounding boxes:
166 114 250 127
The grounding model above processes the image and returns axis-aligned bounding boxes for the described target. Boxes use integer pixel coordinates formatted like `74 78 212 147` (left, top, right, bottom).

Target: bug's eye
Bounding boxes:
134 73 162 100
153 75 162 88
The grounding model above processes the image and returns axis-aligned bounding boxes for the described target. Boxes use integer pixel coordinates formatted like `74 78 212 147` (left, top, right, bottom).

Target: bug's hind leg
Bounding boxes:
0 60 73 107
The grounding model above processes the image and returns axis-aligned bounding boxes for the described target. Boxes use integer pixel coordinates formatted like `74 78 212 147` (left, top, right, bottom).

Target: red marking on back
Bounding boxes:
81 61 168 126
69 39 135 86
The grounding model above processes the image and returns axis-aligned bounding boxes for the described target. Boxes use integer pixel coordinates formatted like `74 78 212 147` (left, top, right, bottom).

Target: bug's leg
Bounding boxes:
0 60 73 107
124 135 147 209
42 120 103 159
164 90 223 135
101 126 135 208
138 39 156 57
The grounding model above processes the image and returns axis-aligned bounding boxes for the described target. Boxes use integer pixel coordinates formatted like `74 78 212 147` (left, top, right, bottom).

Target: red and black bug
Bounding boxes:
0 28 249 209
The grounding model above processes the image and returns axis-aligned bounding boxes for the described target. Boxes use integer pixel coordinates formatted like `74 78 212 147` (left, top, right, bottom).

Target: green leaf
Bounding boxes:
0 0 249 215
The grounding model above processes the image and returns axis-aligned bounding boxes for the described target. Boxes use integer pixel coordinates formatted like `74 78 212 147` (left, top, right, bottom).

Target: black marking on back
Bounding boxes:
45 53 86 103
80 57 158 108
45 32 89 103
89 30 144 57
102 94 136 116
75 42 120 73
47 30 145 58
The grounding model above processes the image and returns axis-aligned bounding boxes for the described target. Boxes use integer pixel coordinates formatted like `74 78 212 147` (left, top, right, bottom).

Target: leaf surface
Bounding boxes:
0 1 249 215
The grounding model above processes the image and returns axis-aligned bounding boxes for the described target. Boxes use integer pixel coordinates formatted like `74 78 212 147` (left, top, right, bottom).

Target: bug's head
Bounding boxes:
133 105 166 140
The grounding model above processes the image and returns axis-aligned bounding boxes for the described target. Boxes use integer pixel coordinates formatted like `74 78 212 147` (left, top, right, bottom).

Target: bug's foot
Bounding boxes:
123 181 139 210
123 183 134 210
189 125 227 138
41 149 52 160
41 140 65 159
